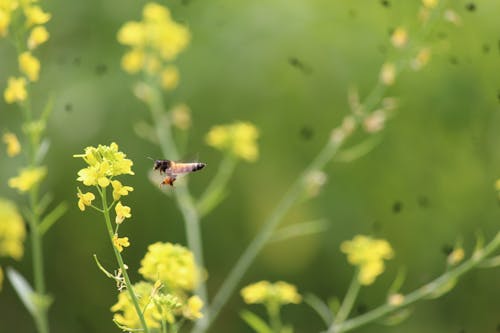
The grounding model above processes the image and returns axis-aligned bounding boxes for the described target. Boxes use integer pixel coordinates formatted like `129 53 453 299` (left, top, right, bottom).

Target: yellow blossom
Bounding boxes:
0 8 11 37
27 26 49 49
139 242 199 291
341 235 394 285
112 282 160 329
205 122 259 162
391 27 408 48
2 132 21 156
241 281 301 305
495 179 500 191
447 248 464 266
183 295 204 320
117 21 146 47
411 48 431 70
19 51 40 81
77 190 95 211
8 166 47 193
171 104 191 130
0 198 26 260
112 180 134 201
388 293 405 306
143 2 171 22
422 0 438 9
24 6 51 27
115 201 131 224
160 65 179 90
4 76 27 104
380 62 396 86
112 234 130 252
121 48 145 74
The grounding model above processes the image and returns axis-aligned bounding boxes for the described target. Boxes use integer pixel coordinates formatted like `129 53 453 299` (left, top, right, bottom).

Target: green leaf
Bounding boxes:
304 293 333 326
34 138 50 164
271 220 329 243
335 136 381 163
426 278 457 299
240 310 273 333
6 267 36 316
387 267 406 296
39 202 68 236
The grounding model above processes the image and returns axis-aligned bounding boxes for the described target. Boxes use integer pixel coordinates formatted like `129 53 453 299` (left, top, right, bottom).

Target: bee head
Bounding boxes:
153 159 171 171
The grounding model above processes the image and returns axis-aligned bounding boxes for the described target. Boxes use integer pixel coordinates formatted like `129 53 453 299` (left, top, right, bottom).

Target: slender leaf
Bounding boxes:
240 310 273 333
39 202 68 236
271 219 329 243
387 267 406 296
6 267 36 316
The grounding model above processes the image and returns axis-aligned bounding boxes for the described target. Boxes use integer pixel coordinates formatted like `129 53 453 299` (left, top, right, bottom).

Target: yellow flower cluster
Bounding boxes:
1 0 50 104
341 235 394 285
0 198 26 260
139 242 199 292
241 281 302 305
8 166 47 193
117 2 190 91
111 281 203 329
74 143 134 252
74 142 134 188
205 122 260 162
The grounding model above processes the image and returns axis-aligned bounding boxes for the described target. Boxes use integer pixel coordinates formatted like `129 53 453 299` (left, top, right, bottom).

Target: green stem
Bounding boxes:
201 138 342 332
333 270 361 325
327 232 500 333
28 185 49 333
146 86 209 329
101 189 150 333
267 302 282 333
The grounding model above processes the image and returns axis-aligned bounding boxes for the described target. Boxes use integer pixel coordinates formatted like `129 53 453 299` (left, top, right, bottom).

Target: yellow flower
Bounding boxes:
422 0 438 9
115 201 131 224
74 143 134 188
27 26 49 49
391 27 408 48
112 281 160 329
379 62 396 86
19 51 40 81
77 190 95 211
121 48 145 74
112 180 134 201
8 166 47 192
0 198 26 260
112 234 130 252
117 21 146 47
205 122 259 162
183 295 203 320
495 179 500 191
341 235 394 285
24 6 51 27
160 65 179 90
143 2 171 22
0 8 11 37
447 248 464 266
241 281 301 305
2 132 21 156
388 293 405 306
171 104 191 130
139 242 199 292
411 48 431 70
4 76 27 104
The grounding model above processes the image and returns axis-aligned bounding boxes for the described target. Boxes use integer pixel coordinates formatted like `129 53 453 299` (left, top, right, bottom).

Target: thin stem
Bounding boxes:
146 86 209 329
327 232 500 333
333 270 361 325
101 189 150 333
202 139 342 331
267 302 282 333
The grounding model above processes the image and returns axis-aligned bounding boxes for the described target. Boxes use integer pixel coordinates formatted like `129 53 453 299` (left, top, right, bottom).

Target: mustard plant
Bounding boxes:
1 2 65 333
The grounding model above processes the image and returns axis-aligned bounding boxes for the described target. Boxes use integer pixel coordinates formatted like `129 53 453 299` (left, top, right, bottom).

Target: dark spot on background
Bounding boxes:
380 0 390 8
348 9 357 18
496 323 500 332
392 201 403 213
497 90 500 103
299 126 314 140
465 3 476 11
181 0 192 5
437 32 448 40
417 195 429 208
372 220 382 233
65 103 73 113
442 244 453 256
387 27 394 36
288 57 313 75
357 304 367 314
73 57 81 66
95 64 108 76
482 43 490 54
449 56 459 65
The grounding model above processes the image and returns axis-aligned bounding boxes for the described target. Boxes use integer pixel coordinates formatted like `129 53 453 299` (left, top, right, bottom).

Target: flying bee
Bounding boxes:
152 159 206 186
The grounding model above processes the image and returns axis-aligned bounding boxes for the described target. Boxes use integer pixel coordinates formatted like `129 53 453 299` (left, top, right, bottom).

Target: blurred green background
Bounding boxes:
1 0 500 332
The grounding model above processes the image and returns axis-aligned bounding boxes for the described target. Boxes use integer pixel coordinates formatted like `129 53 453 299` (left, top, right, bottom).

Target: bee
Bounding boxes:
152 159 206 186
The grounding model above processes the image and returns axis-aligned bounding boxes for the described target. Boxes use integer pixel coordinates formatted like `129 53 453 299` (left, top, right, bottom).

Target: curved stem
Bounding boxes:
101 189 150 333
332 270 361 325
327 232 500 333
